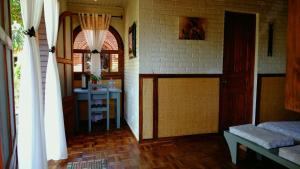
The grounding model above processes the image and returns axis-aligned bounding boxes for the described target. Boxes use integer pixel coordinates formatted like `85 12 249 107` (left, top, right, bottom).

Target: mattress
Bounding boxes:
229 124 294 149
279 145 300 165
258 121 300 142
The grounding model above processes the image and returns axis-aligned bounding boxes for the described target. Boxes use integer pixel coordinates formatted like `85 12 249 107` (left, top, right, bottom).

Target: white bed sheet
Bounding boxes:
258 121 300 142
279 145 300 165
229 124 294 149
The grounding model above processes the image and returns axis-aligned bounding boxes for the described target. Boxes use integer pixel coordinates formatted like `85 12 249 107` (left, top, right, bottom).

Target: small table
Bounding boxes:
74 88 122 131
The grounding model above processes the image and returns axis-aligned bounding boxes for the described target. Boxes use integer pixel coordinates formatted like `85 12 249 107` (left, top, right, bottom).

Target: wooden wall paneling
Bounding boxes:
63 96 75 136
66 64 73 96
65 14 73 96
157 78 219 138
256 74 300 123
260 75 287 121
63 17 66 59
70 16 74 93
285 0 300 112
153 76 158 139
63 18 67 97
65 16 72 60
55 13 77 137
58 63 65 97
255 74 263 124
139 74 222 142
57 58 73 64
142 78 154 140
139 77 143 141
57 23 64 58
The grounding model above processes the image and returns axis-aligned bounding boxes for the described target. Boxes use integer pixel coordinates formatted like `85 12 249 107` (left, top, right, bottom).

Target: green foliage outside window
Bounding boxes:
10 0 23 110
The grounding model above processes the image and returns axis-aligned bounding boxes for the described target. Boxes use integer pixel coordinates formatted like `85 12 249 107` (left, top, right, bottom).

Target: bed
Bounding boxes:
224 123 300 169
279 145 300 165
258 121 300 142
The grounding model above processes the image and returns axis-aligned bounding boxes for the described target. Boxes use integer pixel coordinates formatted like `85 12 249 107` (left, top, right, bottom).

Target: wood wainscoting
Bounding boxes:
139 74 221 142
256 74 300 123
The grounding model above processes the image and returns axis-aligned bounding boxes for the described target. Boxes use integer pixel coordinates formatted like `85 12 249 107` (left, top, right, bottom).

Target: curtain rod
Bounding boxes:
71 13 123 19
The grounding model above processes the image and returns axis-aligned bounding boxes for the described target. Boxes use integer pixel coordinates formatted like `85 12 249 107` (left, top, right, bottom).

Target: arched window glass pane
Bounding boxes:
111 54 118 72
73 53 82 72
102 31 118 50
73 32 89 50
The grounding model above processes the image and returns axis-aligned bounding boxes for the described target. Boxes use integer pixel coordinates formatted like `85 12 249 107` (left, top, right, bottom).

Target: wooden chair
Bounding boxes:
88 83 110 132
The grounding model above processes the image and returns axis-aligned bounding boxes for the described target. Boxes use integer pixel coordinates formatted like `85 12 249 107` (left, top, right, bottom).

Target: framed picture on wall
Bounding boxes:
129 22 136 59
179 16 207 40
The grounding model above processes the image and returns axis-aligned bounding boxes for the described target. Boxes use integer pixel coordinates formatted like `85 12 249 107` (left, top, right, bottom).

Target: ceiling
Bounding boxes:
65 0 126 7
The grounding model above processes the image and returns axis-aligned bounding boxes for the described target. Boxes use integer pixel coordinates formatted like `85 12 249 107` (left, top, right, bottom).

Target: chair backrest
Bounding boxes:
87 82 110 131
88 82 109 102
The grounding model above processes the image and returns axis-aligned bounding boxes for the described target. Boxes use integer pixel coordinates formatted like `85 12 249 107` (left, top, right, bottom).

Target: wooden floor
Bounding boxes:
48 122 287 169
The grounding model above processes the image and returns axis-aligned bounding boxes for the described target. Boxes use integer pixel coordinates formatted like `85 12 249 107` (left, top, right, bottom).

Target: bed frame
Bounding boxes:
224 131 300 169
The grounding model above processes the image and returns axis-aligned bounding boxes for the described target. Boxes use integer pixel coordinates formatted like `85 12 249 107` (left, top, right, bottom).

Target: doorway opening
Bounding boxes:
72 25 125 133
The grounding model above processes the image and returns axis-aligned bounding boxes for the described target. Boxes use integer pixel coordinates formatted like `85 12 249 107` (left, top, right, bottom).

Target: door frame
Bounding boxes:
219 10 259 130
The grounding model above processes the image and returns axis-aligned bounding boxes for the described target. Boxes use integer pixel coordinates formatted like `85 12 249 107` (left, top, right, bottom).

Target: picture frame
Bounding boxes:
179 16 207 40
129 22 136 59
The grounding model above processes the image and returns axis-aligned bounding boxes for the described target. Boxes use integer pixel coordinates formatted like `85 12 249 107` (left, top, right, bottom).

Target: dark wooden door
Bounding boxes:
220 12 256 130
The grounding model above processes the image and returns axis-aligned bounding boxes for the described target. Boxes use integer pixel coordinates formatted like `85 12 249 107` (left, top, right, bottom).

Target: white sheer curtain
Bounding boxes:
44 0 68 160
78 13 111 76
18 0 47 168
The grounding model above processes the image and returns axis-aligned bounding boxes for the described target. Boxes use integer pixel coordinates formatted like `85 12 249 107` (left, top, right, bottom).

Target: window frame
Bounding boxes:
72 26 124 79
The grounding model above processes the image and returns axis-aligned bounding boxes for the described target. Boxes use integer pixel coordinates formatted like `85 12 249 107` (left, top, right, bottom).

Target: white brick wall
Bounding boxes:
139 0 288 74
124 0 139 140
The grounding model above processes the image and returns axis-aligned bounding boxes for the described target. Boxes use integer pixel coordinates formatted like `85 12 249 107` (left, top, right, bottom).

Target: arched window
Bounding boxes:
73 26 124 77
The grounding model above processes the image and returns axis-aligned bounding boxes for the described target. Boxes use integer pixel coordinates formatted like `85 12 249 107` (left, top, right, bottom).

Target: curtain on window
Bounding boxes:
78 13 111 76
18 0 47 168
44 0 68 160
